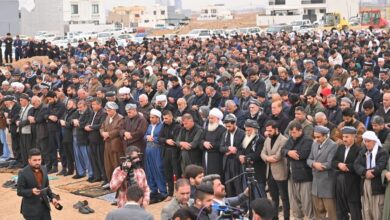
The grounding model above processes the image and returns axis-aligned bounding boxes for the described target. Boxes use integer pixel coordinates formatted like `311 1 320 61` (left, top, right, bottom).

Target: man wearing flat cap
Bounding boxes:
100 102 124 183
17 94 33 166
240 119 266 197
307 125 338 220
200 108 226 178
220 113 245 197
332 126 363 220
120 103 148 153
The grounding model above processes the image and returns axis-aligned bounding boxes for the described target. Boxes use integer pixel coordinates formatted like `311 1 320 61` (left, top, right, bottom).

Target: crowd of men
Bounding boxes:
1 27 390 219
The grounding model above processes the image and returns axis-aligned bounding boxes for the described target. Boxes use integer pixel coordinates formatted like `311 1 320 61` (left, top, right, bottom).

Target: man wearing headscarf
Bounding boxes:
100 102 124 183
332 126 362 220
354 131 389 220
200 108 226 178
144 109 167 203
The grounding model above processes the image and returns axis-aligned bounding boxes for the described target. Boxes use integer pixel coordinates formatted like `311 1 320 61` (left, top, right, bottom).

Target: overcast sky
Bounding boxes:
104 0 264 11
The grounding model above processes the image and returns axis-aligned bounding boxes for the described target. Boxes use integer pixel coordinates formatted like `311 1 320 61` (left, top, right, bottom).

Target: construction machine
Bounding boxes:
322 12 350 31
360 9 388 29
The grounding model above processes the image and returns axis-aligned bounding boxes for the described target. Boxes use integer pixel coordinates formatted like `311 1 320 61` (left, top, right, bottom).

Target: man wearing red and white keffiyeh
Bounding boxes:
110 146 150 208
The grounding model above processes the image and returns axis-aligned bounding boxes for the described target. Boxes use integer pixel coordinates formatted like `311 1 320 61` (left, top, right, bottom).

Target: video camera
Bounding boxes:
120 154 143 186
212 204 245 220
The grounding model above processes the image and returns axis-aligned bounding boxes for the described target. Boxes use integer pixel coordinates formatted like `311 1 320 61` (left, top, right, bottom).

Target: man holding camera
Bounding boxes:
17 148 61 220
110 146 150 208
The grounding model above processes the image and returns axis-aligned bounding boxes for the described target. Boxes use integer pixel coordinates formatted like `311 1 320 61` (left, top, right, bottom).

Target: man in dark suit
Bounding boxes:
17 148 60 220
332 126 362 220
105 185 154 220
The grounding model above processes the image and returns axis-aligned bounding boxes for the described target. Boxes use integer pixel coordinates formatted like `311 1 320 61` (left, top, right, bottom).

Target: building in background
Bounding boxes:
20 0 106 36
139 4 187 28
197 4 233 20
257 0 359 26
0 0 20 36
107 6 146 28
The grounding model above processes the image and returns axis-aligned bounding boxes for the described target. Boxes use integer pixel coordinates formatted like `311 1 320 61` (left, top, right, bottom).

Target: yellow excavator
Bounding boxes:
322 12 350 31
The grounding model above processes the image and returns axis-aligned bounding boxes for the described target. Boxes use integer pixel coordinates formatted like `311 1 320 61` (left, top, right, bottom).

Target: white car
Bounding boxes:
35 33 57 42
184 29 208 39
116 34 134 47
97 32 113 44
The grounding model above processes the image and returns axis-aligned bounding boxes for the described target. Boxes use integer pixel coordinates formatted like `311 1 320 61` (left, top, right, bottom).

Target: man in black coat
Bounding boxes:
175 113 203 174
158 110 181 199
281 121 314 220
73 100 93 181
4 33 13 63
354 131 389 220
29 96 49 165
17 148 60 220
239 119 266 198
4 95 22 167
220 114 245 197
45 91 65 173
332 126 363 220
86 98 107 183
59 99 78 176
200 108 226 179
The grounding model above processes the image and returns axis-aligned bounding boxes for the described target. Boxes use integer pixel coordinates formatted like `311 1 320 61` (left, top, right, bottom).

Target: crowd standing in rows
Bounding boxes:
2 28 390 220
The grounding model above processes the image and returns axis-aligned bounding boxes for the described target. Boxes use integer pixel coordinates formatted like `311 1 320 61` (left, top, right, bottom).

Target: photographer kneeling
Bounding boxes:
110 146 150 208
202 174 249 219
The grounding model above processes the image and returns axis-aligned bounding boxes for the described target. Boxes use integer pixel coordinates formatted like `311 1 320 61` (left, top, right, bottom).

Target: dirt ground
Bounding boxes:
0 172 167 220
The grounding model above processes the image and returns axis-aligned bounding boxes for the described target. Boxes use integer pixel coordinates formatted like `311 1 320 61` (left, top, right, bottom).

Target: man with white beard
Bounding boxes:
200 108 226 179
239 119 266 198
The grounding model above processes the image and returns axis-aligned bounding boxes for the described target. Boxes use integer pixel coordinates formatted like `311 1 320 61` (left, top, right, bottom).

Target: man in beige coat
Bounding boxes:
261 120 290 220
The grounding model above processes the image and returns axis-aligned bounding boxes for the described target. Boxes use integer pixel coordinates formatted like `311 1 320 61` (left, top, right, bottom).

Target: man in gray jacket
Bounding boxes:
307 125 338 220
161 179 191 220
106 185 154 220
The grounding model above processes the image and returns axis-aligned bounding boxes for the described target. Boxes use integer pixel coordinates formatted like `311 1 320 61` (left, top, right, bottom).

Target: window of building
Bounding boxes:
71 4 78 14
275 0 285 5
153 11 157 15
161 10 165 15
135 14 140 18
211 9 217 14
92 4 99 14
319 9 326 13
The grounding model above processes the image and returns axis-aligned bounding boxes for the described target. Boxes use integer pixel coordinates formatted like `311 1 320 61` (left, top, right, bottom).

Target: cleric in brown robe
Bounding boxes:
100 101 124 182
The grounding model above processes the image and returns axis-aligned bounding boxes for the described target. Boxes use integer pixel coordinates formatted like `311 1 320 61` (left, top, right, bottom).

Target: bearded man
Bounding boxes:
239 119 266 198
200 108 226 179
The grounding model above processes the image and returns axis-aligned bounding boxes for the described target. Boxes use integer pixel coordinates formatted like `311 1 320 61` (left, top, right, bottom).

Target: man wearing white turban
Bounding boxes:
354 131 389 220
200 108 226 178
144 109 168 203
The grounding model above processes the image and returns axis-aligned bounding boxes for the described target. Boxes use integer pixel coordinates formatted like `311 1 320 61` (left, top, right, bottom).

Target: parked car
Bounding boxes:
266 24 293 33
291 20 313 31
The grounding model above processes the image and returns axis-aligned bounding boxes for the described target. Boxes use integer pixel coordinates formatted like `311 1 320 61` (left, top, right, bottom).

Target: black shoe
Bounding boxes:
72 174 85 179
48 167 58 174
84 205 95 213
110 201 118 206
78 206 90 214
5 158 14 162
73 200 88 209
87 177 94 183
92 178 102 183
101 181 108 186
